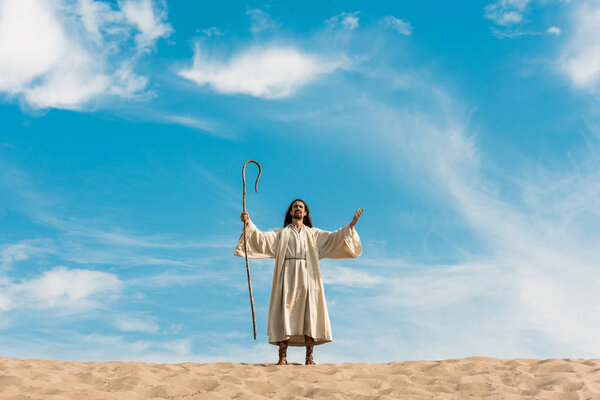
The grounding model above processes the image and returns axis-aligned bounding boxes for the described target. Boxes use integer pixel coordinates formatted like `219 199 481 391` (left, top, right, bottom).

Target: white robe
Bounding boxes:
234 220 361 346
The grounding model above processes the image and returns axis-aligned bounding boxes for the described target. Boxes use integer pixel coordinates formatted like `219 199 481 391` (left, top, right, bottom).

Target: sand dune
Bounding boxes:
1 357 599 399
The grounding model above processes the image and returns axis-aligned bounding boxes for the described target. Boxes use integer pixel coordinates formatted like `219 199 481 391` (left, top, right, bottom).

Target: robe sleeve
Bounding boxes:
313 224 362 260
234 220 280 259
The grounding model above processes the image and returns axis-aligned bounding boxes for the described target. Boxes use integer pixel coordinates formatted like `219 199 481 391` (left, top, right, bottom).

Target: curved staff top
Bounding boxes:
242 160 261 340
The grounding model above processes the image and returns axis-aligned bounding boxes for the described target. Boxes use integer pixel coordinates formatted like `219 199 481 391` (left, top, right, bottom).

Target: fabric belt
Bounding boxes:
284 257 306 260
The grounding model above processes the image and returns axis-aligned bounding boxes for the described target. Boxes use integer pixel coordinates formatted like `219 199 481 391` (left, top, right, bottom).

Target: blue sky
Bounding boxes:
1 0 600 363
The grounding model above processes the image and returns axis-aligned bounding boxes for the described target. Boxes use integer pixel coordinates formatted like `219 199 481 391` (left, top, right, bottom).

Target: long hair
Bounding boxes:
283 199 313 228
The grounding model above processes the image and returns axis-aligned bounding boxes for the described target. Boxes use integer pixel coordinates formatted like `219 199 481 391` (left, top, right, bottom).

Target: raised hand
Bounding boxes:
349 208 364 228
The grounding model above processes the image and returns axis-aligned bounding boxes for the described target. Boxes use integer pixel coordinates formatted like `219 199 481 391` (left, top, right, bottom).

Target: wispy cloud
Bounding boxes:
81 228 230 249
382 16 412 35
0 330 271 362
0 0 172 110
1 242 32 269
382 102 600 358
199 26 225 37
326 12 360 31
321 263 384 287
559 2 600 88
247 9 280 35
0 158 234 272
114 315 159 333
162 114 223 136
483 0 565 39
127 270 218 288
264 56 600 359
484 0 533 26
178 45 347 99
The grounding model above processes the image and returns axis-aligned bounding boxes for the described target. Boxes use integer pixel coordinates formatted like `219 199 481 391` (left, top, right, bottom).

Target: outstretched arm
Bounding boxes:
234 212 280 258
314 208 363 260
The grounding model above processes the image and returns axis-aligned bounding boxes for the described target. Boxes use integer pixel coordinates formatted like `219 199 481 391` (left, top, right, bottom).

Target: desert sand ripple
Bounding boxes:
0 357 599 399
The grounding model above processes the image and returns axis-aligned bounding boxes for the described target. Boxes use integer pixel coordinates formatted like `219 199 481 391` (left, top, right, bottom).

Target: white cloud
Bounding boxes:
246 9 279 35
492 10 524 25
21 266 122 309
77 0 124 42
1 266 122 312
114 316 159 333
0 0 172 110
485 0 533 26
0 0 69 93
382 16 412 35
0 293 11 311
1 242 31 269
560 2 600 88
326 12 360 31
22 49 112 109
163 114 219 134
547 26 561 35
108 62 150 98
120 0 173 48
178 46 346 99
0 240 58 272
485 1 566 38
199 26 224 37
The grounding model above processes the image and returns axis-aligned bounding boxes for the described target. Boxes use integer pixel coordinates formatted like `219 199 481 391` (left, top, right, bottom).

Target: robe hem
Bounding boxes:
268 335 332 347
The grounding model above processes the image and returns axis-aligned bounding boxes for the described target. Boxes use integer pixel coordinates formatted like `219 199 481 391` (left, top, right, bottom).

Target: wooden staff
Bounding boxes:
242 160 261 340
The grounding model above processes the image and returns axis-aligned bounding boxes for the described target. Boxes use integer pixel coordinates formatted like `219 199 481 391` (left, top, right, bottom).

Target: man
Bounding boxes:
234 199 363 365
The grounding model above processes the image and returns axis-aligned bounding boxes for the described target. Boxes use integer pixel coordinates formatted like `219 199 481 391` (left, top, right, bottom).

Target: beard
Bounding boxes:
292 212 303 220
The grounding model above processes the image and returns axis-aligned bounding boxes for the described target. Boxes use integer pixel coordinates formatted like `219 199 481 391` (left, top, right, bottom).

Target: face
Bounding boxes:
290 201 307 220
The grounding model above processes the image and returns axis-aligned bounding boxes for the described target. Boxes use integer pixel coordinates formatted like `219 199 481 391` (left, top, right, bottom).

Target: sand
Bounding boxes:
1 357 599 399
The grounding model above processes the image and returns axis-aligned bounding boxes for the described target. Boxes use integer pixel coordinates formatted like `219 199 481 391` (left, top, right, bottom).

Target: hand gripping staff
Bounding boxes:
242 160 261 340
